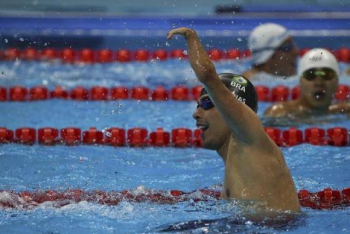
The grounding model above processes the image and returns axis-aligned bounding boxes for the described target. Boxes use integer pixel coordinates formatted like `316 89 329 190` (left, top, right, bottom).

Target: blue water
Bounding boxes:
1 58 350 233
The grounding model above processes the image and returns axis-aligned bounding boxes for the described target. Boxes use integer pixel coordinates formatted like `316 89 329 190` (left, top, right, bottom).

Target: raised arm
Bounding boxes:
167 28 266 144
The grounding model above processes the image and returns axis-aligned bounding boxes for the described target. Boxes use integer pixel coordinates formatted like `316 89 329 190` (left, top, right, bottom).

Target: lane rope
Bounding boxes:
1 126 349 147
1 84 350 102
1 187 349 210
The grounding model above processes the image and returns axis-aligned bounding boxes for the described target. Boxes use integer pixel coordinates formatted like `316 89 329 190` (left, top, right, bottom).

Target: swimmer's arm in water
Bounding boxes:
264 102 289 118
329 102 350 114
167 27 266 144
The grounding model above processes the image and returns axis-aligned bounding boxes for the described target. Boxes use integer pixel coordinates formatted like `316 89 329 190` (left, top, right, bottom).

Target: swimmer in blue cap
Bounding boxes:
167 27 300 218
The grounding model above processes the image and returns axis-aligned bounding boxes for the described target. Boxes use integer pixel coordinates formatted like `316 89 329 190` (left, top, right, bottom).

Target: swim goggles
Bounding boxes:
302 68 337 81
197 96 214 110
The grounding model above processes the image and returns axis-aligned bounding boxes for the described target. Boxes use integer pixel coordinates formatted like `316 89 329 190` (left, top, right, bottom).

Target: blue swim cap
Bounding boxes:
200 73 258 113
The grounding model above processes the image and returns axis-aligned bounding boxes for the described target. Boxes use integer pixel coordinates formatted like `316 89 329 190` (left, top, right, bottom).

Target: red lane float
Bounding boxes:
1 187 350 210
14 127 36 145
30 86 48 100
149 128 170 146
60 127 81 145
105 127 126 146
304 128 326 145
41 48 58 60
282 127 304 147
191 86 203 101
91 86 109 100
170 49 187 59
10 86 28 101
50 86 69 99
242 49 251 58
1 127 350 147
327 127 348 146
152 49 168 61
4 48 21 60
226 48 241 60
172 128 193 147
70 86 89 100
266 127 349 147
83 127 104 145
334 85 350 101
0 87 7 101
97 49 113 63
265 127 283 146
208 49 224 61
336 47 350 63
22 48 39 61
116 49 132 62
0 128 13 143
38 127 59 145
111 86 129 100
171 86 190 101
291 86 301 100
79 49 95 63
134 49 150 62
193 129 203 147
271 85 289 102
151 86 169 101
255 85 270 102
131 86 149 100
127 128 148 147
298 188 350 210
61 48 76 63
1 85 350 102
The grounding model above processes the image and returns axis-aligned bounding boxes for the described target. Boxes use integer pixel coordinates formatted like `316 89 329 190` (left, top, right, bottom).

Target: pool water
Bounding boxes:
1 58 350 233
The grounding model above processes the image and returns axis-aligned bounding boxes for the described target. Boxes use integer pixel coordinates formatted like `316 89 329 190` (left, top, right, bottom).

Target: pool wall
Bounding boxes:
0 14 350 50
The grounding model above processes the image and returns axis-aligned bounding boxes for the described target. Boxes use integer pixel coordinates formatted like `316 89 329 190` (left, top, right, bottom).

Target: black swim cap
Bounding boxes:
200 73 258 113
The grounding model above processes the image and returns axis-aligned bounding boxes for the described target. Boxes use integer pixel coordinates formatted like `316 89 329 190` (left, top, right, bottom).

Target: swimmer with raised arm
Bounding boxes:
167 28 300 216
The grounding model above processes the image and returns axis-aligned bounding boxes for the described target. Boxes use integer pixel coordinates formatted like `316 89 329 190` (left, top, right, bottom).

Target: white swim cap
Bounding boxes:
298 48 339 76
248 23 290 65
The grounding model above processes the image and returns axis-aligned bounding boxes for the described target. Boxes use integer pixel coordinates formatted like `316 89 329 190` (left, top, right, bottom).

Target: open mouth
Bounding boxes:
313 90 326 100
197 124 208 132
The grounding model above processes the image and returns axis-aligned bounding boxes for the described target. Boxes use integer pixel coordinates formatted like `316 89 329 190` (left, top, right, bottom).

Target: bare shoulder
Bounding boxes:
264 101 292 117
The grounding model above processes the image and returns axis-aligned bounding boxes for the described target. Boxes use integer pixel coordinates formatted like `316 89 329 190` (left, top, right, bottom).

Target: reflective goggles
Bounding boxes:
197 96 214 110
302 68 337 81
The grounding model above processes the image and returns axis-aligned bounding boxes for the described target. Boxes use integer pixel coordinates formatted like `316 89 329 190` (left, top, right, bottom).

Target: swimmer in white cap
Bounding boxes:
242 23 299 79
265 48 350 118
167 27 300 220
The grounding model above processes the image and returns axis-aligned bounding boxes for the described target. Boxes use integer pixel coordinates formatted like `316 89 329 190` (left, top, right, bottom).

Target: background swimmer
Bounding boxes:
264 48 350 119
242 23 299 80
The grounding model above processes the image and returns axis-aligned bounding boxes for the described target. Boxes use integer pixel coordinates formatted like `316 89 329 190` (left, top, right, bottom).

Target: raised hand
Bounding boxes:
167 27 195 40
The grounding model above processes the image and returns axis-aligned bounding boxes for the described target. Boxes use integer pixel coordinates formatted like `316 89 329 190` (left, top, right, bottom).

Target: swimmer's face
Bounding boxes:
300 68 339 109
192 95 231 150
268 37 298 77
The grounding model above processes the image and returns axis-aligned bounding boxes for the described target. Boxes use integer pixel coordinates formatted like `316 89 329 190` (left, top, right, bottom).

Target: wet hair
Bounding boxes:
200 73 258 113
